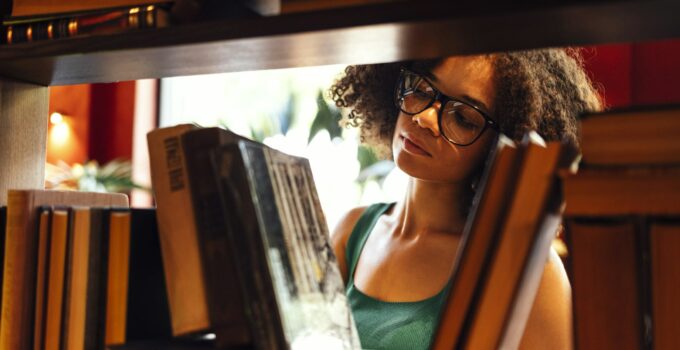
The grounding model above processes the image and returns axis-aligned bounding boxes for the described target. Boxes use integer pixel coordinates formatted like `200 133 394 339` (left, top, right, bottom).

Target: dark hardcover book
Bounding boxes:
180 127 251 345
212 140 360 350
649 219 680 349
579 105 680 167
125 208 172 342
566 218 646 350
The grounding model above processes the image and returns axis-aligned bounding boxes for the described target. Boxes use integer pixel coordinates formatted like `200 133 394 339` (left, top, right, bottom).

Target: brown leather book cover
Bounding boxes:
431 134 521 350
463 133 565 350
561 168 680 216
580 105 680 166
0 190 127 350
649 220 680 349
567 218 644 350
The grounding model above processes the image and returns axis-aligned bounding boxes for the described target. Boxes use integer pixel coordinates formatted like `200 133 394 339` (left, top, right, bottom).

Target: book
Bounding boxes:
431 135 521 349
124 208 172 343
649 220 680 349
150 125 254 345
147 124 211 337
579 105 680 166
0 190 128 350
105 210 132 346
211 140 361 349
463 133 569 350
432 132 575 349
566 219 645 350
3 4 170 44
62 207 110 350
180 127 251 345
561 167 680 216
2 0 170 18
32 207 51 350
42 208 70 350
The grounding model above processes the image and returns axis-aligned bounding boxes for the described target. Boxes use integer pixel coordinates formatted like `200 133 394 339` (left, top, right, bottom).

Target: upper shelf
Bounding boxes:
0 0 678 86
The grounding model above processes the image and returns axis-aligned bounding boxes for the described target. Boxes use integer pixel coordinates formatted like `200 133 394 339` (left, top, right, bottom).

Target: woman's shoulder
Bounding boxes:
519 248 572 349
331 205 369 282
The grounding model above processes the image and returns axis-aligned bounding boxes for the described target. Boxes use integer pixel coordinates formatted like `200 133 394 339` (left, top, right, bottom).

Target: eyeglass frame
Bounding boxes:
394 68 500 146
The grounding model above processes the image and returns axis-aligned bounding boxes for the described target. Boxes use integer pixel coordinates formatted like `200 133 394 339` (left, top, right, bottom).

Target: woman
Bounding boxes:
328 50 602 349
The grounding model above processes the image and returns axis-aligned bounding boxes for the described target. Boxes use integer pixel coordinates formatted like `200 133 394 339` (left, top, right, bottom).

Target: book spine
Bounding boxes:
649 218 680 349
211 145 280 350
3 5 168 45
0 190 35 350
32 208 52 350
239 144 289 349
181 130 251 345
105 210 131 345
83 209 110 350
567 218 644 350
125 209 172 341
147 124 211 336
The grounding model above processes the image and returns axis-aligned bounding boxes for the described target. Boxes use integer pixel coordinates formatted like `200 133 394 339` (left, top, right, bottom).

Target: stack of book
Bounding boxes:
0 0 282 45
432 132 577 349
0 190 171 350
562 106 680 349
147 125 360 349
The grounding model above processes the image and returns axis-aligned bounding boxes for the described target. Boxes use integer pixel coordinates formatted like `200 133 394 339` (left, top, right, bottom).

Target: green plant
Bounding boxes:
45 159 147 193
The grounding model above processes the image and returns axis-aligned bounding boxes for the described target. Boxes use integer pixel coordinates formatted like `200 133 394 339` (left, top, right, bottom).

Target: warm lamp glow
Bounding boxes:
50 122 71 146
50 112 64 125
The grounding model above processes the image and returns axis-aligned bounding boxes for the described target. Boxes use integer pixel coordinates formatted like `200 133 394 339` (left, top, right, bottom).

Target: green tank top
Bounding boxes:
345 203 452 350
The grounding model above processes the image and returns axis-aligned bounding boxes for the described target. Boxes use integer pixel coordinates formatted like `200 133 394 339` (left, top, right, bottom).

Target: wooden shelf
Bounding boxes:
0 0 679 86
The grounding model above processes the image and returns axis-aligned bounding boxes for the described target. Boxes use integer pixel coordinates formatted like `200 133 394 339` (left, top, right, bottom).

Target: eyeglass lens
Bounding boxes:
398 71 487 145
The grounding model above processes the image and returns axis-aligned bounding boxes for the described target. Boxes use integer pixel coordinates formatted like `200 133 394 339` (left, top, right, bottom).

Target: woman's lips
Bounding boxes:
401 135 432 157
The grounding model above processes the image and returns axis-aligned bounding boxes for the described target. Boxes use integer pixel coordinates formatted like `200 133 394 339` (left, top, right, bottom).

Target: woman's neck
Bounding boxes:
391 177 472 239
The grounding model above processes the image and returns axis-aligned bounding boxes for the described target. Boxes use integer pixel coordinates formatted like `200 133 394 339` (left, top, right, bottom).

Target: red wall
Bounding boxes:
47 82 136 166
582 39 680 109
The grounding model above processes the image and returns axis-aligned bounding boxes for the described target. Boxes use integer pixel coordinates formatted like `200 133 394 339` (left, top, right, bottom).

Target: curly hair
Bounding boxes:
329 48 603 158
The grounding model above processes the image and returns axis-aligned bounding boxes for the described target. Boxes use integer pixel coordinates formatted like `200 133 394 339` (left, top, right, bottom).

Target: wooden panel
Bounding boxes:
0 78 48 205
0 0 679 85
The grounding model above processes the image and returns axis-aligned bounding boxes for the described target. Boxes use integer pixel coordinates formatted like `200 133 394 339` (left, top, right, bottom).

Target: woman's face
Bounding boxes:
392 55 498 183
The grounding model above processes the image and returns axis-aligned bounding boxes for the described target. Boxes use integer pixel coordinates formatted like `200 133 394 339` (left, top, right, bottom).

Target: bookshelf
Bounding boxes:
0 0 678 348
0 0 675 204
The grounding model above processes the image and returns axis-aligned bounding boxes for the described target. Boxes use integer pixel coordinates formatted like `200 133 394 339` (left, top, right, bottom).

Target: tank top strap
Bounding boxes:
345 202 394 287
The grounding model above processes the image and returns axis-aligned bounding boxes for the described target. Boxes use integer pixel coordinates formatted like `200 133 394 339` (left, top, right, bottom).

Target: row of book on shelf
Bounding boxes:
0 105 678 349
0 0 280 45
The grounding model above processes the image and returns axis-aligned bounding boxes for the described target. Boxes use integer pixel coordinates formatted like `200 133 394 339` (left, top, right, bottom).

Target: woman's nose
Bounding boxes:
412 101 441 137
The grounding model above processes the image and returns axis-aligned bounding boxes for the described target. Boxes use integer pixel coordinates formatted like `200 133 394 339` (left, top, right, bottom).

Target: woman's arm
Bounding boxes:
330 206 367 284
519 248 573 349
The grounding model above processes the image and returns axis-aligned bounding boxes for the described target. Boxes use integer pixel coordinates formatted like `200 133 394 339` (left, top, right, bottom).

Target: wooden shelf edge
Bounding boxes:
0 0 678 85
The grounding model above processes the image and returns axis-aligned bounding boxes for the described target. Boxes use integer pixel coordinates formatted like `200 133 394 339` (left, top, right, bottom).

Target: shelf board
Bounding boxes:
0 0 679 86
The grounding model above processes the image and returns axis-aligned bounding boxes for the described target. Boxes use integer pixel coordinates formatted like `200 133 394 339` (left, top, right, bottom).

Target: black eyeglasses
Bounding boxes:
394 68 499 146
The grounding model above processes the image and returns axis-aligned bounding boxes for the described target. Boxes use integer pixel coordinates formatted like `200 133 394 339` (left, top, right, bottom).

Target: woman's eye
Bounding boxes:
454 112 478 129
